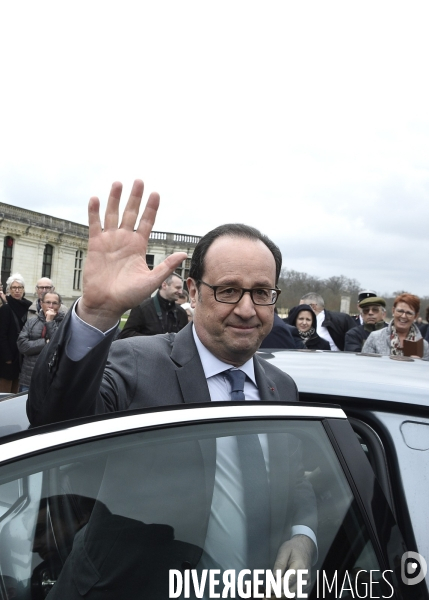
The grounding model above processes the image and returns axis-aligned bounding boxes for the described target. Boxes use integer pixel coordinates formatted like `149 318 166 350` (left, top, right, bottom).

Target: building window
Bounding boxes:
146 254 154 270
1 236 14 288
42 244 53 278
175 258 191 281
74 250 84 290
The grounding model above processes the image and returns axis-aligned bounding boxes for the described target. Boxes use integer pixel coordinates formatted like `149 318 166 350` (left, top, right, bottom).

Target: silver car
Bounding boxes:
0 351 427 599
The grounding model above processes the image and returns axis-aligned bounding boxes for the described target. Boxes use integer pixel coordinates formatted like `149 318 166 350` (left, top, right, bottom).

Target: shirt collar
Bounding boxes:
157 291 177 311
192 325 257 386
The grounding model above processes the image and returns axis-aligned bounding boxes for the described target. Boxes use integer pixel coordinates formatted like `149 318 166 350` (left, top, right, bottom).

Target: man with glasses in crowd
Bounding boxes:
18 292 65 392
344 296 387 352
28 277 68 318
28 179 316 591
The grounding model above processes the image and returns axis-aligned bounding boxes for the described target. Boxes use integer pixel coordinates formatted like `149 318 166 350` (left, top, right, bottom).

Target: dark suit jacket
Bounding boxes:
321 310 356 351
27 312 315 596
27 312 299 426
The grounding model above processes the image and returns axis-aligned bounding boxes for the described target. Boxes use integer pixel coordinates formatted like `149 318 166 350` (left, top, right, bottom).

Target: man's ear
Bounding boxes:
187 278 198 308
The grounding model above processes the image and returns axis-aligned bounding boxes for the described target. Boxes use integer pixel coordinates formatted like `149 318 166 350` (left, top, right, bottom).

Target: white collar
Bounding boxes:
316 310 325 323
192 325 257 386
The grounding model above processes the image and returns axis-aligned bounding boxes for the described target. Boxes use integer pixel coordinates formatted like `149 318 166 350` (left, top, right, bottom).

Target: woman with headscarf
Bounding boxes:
286 304 331 351
0 273 32 393
362 293 429 359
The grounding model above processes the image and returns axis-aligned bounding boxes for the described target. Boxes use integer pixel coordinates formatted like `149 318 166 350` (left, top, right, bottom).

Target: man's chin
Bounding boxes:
225 337 261 360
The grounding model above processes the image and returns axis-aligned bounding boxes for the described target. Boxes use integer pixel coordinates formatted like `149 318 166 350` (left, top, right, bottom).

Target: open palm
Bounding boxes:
79 180 187 331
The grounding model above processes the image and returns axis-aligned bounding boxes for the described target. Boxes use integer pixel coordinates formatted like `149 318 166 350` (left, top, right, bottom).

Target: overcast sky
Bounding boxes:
1 2 428 296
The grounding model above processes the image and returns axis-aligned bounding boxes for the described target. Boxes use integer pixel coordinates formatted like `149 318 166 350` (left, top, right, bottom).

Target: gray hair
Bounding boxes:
161 273 183 288
6 273 25 292
301 292 325 309
41 291 62 305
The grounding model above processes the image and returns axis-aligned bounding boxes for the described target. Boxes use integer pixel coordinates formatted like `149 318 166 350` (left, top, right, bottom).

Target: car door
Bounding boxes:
0 402 425 600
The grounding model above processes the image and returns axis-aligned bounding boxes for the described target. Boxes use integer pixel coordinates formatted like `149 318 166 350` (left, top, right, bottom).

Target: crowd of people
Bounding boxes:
0 275 67 394
1 267 428 396
117 280 429 360
9 178 425 597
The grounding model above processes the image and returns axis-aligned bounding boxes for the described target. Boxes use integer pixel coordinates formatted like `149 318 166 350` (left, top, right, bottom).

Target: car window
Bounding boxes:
0 419 396 599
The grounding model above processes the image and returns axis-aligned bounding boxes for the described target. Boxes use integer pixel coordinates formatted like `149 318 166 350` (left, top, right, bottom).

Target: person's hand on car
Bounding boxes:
268 534 314 598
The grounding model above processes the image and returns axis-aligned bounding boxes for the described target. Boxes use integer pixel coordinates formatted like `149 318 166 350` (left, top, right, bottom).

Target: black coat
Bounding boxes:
119 293 188 338
0 296 32 379
321 309 356 351
285 305 331 351
303 334 331 351
420 323 429 340
344 322 388 353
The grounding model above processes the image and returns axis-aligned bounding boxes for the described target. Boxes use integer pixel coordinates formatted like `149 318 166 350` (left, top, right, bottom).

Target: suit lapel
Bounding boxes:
254 355 281 401
170 324 211 404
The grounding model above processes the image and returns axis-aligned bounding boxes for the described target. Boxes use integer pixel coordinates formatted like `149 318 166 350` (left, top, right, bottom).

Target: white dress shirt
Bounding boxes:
316 310 340 352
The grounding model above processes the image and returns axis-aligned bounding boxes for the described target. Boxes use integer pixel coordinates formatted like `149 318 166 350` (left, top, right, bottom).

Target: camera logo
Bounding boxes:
401 551 427 585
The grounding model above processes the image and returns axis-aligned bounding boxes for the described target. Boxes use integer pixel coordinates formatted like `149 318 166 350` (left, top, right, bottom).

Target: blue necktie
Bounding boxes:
224 368 246 401
223 369 271 571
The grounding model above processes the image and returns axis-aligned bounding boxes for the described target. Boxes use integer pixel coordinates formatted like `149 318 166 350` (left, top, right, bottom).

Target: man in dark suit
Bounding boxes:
300 292 355 351
28 179 316 587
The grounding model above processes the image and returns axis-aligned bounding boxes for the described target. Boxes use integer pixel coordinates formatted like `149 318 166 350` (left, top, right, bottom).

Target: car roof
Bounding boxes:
260 349 429 405
1 349 427 444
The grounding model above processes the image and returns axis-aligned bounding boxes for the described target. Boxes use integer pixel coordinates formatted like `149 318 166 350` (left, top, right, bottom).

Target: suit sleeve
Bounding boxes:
289 437 318 533
26 309 121 426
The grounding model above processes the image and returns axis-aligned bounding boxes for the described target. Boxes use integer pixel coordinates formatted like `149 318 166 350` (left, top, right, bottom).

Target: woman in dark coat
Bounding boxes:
0 273 32 393
286 304 331 351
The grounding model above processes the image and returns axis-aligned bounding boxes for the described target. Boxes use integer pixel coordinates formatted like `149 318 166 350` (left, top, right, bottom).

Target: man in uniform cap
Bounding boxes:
345 296 387 352
353 290 378 324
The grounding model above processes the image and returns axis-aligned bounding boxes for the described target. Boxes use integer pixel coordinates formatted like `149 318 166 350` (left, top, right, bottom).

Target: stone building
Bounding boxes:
0 202 201 306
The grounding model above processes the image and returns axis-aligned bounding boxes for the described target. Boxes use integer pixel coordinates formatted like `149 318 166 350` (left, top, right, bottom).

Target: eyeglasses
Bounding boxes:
37 286 53 290
10 286 24 291
198 280 280 305
362 307 382 314
394 308 415 317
